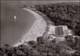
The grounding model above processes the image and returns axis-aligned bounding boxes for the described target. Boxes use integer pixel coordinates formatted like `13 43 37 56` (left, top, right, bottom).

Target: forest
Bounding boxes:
35 3 80 36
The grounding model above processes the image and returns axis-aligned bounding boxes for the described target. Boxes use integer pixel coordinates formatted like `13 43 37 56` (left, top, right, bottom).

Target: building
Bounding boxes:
44 24 73 42
48 25 72 36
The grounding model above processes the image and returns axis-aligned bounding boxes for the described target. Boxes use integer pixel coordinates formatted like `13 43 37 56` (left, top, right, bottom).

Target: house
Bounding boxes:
48 25 72 37
44 24 73 42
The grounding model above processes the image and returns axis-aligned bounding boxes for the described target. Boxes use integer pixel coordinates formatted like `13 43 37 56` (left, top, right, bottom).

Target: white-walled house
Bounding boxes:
44 24 73 42
48 25 72 36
